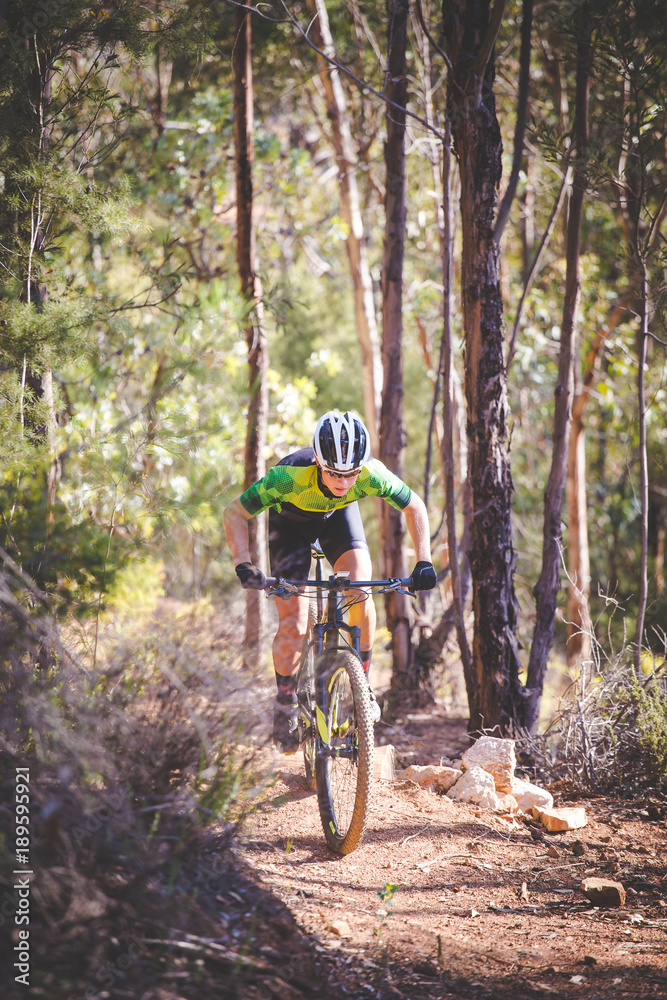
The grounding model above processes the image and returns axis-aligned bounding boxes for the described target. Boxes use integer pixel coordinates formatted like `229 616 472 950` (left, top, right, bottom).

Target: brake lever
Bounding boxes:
378 582 417 598
267 580 301 600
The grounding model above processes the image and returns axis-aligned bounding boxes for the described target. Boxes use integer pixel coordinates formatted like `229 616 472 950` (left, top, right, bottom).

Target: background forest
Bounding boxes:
2 2 667 998
2 0 665 708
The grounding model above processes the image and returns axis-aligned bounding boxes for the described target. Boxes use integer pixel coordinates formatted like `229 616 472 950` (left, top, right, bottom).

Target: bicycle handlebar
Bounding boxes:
265 576 416 596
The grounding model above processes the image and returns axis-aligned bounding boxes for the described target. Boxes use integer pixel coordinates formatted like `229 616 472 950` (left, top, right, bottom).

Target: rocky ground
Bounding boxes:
5 700 666 1000
236 705 667 1000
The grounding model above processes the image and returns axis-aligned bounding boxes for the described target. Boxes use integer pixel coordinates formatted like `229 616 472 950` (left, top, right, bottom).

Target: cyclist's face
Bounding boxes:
317 462 361 495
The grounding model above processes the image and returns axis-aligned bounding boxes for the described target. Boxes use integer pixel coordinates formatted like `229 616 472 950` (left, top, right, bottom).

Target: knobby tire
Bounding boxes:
315 649 374 855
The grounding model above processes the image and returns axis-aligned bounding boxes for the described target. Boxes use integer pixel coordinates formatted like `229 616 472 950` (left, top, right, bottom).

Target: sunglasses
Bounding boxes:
322 467 362 480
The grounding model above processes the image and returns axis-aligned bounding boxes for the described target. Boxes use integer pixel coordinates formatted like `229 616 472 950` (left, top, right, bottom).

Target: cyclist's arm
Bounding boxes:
223 497 255 565
402 493 433 563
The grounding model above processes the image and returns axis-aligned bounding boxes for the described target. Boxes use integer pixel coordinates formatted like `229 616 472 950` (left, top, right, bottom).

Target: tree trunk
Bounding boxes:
381 0 412 701
440 121 474 702
413 122 473 694
304 0 382 451
635 272 649 671
24 52 59 511
444 0 524 735
565 305 626 667
523 20 593 733
494 0 534 243
234 9 269 663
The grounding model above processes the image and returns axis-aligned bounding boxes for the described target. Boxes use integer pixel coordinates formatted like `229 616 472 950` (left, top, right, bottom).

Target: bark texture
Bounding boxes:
524 22 593 732
234 10 269 659
444 0 523 734
381 0 412 699
565 306 626 667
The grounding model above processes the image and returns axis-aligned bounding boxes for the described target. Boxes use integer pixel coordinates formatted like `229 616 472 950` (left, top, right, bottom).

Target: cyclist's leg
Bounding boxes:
268 510 315 751
268 508 314 676
274 593 310 676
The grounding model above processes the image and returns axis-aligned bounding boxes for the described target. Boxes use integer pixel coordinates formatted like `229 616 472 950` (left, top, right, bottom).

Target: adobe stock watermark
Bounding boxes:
65 934 145 1000
13 767 32 986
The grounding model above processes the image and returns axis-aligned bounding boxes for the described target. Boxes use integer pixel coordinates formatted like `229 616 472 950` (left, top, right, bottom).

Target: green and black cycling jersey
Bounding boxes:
238 447 412 522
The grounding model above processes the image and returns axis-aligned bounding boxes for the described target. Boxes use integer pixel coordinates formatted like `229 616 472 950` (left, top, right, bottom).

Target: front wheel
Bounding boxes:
315 650 374 855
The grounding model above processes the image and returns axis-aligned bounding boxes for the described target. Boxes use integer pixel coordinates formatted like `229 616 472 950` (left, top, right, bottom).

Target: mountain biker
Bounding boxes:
223 409 437 753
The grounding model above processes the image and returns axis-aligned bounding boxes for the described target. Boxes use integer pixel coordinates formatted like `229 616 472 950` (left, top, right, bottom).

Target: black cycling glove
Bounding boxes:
411 560 437 591
235 562 267 590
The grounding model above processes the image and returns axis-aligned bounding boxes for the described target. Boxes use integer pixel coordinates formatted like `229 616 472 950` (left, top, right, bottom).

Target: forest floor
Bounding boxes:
6 596 667 1000
234 705 667 1000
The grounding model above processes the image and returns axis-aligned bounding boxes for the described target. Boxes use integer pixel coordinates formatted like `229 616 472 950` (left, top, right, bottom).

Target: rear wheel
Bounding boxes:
315 650 374 854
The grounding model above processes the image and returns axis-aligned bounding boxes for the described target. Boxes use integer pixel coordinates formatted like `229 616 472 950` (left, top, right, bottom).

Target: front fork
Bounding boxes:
313 587 361 758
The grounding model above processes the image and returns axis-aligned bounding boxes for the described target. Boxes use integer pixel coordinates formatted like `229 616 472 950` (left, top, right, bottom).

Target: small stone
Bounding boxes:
572 840 587 856
547 845 560 859
396 764 461 793
532 805 587 832
327 918 352 937
413 960 439 978
581 877 626 908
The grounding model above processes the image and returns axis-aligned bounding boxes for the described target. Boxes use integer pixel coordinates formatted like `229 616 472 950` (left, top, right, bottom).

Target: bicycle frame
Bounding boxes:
266 547 414 761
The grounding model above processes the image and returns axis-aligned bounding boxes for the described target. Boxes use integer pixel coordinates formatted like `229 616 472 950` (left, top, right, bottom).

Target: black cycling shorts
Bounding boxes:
268 503 369 579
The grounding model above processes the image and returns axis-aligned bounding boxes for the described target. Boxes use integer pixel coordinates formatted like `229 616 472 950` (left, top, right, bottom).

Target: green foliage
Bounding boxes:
631 666 667 784
374 883 398 949
0 474 127 613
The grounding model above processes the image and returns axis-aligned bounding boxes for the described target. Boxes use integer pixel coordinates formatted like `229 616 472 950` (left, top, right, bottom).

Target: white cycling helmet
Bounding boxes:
313 410 372 472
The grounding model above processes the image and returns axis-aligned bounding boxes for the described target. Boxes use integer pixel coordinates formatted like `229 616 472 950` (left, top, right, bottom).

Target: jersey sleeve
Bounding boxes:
238 465 297 515
361 459 413 510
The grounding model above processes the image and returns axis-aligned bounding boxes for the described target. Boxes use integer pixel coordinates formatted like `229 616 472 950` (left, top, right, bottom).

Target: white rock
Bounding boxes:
375 744 396 781
461 736 516 792
396 764 461 793
495 792 520 813
511 777 554 813
471 787 506 810
532 805 587 832
447 764 495 805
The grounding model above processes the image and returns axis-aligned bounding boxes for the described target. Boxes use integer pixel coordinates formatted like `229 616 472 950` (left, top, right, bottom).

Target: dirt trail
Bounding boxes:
241 707 667 1000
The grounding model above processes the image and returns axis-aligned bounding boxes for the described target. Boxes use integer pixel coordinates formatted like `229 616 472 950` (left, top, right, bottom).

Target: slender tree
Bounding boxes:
233 7 269 659
566 306 627 667
443 0 524 734
524 13 594 732
381 0 412 697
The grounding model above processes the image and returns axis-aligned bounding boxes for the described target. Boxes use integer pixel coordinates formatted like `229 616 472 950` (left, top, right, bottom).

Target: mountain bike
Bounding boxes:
266 544 415 855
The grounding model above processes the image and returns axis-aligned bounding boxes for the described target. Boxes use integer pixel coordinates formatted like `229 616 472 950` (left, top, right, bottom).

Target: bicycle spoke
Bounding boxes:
327 668 358 834
315 650 374 854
